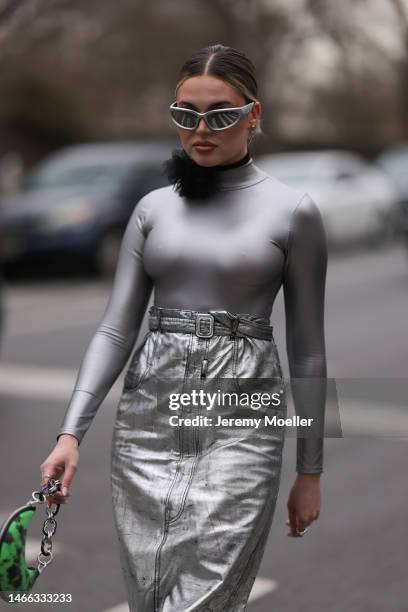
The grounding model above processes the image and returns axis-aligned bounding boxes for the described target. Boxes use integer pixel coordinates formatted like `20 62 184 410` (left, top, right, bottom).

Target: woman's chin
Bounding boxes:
190 150 220 166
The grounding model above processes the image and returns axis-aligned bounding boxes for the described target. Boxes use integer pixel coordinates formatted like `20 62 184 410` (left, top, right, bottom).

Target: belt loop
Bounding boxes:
157 308 162 332
229 316 240 340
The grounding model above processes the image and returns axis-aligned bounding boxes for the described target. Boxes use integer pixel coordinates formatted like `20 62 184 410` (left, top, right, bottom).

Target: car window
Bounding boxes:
120 163 169 201
333 154 367 179
261 156 335 183
24 161 133 191
380 151 408 178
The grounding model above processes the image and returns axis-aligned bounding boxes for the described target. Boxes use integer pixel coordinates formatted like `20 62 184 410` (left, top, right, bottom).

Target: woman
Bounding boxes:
40 44 327 611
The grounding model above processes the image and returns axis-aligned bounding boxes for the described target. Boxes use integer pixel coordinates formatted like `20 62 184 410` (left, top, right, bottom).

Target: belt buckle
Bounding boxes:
195 313 214 338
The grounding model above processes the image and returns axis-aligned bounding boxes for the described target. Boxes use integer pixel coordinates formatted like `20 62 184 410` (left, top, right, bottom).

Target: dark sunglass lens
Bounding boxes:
208 110 240 130
171 108 197 129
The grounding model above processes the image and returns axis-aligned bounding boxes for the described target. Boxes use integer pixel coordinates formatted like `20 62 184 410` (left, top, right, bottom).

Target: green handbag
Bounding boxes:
0 479 62 602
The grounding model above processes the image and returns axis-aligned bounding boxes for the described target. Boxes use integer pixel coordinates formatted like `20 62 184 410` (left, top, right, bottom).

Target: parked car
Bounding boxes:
0 253 4 356
0 141 176 276
256 150 399 248
377 144 408 246
0 224 6 356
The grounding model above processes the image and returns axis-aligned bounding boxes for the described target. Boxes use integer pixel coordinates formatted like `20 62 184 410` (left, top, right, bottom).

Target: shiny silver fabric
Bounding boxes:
56 157 327 474
110 306 286 612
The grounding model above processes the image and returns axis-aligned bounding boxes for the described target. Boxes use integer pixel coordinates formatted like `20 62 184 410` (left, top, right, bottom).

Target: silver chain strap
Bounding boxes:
26 478 62 574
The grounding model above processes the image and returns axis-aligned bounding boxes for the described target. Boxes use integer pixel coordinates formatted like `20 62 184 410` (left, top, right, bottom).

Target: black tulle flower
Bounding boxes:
163 148 222 201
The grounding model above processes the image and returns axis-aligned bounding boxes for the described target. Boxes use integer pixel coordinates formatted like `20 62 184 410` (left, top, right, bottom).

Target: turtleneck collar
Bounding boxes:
163 147 268 200
214 150 251 171
214 152 268 191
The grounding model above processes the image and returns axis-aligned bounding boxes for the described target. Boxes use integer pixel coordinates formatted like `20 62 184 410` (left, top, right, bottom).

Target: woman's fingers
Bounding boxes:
40 443 79 507
40 465 71 504
296 518 309 534
286 513 316 537
40 469 57 486
286 475 321 538
40 479 68 506
60 461 77 498
286 507 299 537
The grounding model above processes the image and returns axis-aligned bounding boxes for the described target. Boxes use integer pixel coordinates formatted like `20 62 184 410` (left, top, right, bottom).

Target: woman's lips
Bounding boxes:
194 144 217 153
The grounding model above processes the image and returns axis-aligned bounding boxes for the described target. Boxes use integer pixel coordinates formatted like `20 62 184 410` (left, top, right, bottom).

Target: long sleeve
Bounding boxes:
56 196 153 446
282 193 328 474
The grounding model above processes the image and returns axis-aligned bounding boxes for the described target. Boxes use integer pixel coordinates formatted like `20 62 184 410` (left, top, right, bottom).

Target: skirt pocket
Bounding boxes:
232 335 286 411
123 330 159 393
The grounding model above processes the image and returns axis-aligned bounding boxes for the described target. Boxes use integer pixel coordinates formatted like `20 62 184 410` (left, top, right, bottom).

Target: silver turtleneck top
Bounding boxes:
57 156 328 474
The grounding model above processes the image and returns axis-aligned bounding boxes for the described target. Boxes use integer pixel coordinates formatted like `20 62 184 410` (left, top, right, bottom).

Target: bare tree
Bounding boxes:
389 0 408 137
1 0 406 156
300 0 403 149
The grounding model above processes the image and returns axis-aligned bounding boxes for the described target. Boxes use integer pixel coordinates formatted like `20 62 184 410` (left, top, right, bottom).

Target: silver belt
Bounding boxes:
148 307 273 341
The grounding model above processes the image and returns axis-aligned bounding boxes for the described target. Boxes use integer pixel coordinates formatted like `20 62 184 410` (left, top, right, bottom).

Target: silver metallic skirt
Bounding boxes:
110 306 287 612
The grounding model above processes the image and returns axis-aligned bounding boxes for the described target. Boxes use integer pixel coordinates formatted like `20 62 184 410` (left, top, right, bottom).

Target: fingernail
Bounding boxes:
62 487 69 496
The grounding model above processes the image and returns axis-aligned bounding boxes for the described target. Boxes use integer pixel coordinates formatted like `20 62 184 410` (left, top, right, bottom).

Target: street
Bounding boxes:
0 243 407 612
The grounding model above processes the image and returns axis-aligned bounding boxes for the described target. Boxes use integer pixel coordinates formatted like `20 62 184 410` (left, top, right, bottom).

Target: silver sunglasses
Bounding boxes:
169 101 255 131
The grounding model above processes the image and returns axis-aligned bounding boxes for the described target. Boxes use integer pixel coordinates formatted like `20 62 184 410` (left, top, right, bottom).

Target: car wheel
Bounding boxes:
95 229 122 278
366 212 394 248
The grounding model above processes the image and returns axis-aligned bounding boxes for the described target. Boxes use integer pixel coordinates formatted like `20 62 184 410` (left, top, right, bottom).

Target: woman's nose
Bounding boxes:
196 117 212 133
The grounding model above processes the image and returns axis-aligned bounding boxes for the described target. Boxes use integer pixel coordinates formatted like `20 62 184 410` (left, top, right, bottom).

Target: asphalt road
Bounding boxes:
0 242 407 612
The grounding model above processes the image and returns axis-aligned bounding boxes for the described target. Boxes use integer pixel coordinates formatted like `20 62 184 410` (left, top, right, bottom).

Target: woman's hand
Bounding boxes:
286 473 321 537
39 434 79 506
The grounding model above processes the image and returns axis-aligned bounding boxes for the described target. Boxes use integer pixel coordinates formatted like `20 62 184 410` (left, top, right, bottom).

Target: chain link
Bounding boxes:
26 478 62 574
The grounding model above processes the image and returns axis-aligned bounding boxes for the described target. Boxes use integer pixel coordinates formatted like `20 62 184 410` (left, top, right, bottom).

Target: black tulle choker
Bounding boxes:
163 148 250 201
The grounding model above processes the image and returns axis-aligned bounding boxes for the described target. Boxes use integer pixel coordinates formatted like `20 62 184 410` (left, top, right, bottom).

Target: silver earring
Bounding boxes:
248 124 256 144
